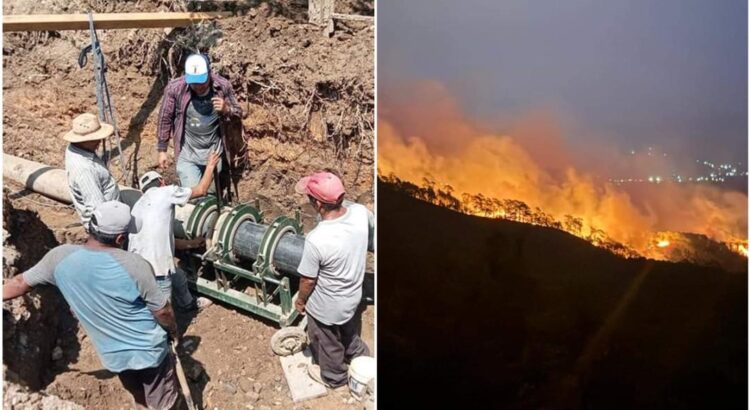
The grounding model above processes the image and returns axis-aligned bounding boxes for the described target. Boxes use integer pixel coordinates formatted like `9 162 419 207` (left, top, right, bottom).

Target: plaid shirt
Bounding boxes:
157 73 242 160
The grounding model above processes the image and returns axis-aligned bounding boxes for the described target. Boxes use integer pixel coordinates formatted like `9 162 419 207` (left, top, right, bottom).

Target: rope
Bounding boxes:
86 12 129 185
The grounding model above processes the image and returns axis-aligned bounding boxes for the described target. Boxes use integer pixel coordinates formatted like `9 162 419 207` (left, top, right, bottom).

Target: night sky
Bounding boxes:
379 0 748 164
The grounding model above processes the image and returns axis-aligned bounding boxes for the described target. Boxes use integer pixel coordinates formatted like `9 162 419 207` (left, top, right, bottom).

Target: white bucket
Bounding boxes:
348 356 376 400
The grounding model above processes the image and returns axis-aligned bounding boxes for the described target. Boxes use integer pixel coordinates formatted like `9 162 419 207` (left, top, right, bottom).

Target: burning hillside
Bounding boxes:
381 175 746 272
377 182 747 408
378 82 747 269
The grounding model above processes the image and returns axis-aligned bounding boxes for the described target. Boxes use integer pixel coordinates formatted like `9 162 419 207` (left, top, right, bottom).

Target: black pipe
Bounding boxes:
230 220 374 301
232 221 306 274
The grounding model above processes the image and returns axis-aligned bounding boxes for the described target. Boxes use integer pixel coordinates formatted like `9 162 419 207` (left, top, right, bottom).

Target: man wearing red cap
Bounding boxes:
294 171 372 388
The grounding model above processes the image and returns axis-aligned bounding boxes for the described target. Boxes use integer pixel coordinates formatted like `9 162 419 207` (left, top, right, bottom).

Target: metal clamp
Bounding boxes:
252 213 302 278
216 203 263 261
185 196 218 239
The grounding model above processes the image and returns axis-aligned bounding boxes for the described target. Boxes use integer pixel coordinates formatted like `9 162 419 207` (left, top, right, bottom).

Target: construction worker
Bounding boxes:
129 152 222 311
156 53 242 195
294 172 372 388
2 201 182 409
63 113 120 231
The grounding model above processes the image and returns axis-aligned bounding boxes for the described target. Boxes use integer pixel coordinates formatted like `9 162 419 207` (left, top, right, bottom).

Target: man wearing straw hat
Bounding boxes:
63 113 120 231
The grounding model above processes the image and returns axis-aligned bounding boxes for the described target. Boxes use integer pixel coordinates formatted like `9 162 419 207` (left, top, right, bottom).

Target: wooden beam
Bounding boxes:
331 13 374 23
3 12 232 32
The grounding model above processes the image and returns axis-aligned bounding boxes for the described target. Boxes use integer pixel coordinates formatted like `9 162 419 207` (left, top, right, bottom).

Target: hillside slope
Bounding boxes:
378 182 747 409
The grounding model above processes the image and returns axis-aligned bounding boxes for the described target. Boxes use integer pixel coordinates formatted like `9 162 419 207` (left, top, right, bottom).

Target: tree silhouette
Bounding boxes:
379 174 639 259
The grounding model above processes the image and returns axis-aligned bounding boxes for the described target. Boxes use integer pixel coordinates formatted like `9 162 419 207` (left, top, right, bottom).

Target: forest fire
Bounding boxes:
381 173 748 272
727 242 749 258
379 82 748 267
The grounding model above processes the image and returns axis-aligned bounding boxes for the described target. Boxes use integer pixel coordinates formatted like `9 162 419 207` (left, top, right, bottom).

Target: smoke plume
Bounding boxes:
379 81 747 253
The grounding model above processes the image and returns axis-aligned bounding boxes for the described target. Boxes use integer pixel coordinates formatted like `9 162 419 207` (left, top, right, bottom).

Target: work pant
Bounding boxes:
176 157 222 194
118 352 182 410
155 269 195 311
307 309 370 387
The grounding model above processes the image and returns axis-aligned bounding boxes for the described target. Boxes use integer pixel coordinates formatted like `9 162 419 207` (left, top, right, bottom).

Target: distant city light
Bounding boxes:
612 153 746 186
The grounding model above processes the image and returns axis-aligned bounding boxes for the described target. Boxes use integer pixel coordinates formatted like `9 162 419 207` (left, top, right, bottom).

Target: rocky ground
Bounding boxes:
3 0 374 408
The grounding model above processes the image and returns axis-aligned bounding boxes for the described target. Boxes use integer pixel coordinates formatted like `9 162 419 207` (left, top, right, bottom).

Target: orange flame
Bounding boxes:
379 82 748 260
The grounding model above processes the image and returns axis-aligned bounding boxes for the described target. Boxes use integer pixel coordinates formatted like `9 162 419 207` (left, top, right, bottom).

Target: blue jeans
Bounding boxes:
176 157 222 192
155 269 195 311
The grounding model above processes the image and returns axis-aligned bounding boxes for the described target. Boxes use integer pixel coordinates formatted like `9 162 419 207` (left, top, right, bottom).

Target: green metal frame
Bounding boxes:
184 202 303 327
190 277 300 327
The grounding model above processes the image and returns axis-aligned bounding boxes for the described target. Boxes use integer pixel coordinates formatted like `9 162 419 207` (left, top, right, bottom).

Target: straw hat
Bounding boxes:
63 113 114 143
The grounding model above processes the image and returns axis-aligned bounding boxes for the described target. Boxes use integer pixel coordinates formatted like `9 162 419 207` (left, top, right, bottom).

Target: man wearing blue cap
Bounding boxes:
157 53 242 193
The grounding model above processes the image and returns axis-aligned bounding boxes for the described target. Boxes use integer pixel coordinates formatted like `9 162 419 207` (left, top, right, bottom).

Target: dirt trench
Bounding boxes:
3 190 83 407
3 186 375 409
3 1 374 408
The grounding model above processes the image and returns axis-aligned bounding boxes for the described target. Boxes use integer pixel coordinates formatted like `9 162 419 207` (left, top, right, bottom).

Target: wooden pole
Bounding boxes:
3 12 232 32
308 0 334 26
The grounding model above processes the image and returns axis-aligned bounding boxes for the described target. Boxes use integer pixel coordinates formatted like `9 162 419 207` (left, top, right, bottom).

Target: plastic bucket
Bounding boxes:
348 356 376 400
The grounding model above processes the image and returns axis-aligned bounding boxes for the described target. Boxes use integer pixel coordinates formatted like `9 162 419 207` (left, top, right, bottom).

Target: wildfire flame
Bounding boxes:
379 82 748 261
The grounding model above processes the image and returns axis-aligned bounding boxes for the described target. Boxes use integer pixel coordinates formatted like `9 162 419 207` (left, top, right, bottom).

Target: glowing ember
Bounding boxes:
739 245 748 257
656 240 670 248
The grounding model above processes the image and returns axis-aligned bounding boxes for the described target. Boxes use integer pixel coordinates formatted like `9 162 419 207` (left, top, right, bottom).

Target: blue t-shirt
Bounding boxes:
23 245 169 373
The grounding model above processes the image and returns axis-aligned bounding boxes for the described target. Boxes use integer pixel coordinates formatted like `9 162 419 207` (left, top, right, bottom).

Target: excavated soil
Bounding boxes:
3 0 374 208
3 1 374 408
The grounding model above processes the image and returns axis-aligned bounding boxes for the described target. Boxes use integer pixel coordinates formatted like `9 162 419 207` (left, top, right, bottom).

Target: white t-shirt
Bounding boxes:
128 185 192 277
297 203 371 325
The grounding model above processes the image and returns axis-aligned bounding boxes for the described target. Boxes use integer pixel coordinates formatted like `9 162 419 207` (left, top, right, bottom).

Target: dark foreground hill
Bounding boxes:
377 182 747 409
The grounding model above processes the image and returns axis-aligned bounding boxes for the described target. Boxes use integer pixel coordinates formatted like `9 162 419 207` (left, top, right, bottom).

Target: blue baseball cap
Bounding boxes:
185 54 209 84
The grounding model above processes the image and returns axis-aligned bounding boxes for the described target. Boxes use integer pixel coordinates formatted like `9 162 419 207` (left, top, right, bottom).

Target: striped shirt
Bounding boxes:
65 144 120 230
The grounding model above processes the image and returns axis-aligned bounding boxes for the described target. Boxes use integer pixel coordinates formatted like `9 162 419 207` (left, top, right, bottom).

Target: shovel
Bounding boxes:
172 340 197 410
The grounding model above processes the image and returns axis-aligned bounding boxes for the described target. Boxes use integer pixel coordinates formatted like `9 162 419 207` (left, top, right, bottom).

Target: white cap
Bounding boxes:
139 170 163 191
185 54 209 84
90 201 139 235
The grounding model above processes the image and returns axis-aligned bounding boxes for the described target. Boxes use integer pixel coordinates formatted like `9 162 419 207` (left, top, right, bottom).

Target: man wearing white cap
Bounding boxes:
63 113 120 231
294 171 372 388
156 53 242 194
3 201 183 409
129 152 221 311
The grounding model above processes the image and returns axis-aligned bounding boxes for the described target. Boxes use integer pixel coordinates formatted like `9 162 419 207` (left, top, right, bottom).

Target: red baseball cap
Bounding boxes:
295 172 346 204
